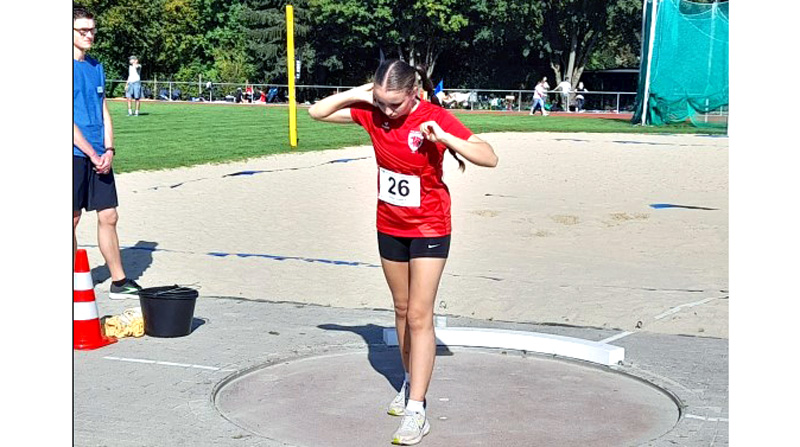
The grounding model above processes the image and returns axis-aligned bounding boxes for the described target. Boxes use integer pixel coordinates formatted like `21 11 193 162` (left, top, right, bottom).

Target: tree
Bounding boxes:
78 0 645 90
536 0 642 87
241 0 311 84
306 0 393 85
81 0 163 80
448 0 545 88
386 0 471 76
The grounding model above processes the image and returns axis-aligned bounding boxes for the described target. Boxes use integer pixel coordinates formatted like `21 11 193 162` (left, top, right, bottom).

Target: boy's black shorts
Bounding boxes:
377 232 451 262
73 155 119 212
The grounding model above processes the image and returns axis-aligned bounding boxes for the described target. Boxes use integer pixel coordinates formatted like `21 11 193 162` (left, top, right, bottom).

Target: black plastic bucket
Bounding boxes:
139 286 198 337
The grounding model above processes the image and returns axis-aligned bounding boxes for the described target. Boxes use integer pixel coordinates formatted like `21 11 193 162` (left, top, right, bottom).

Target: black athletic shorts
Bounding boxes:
377 231 451 262
73 155 119 212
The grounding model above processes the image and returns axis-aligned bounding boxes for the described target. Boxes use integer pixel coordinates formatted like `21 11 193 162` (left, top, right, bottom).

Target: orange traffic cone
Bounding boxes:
74 249 116 350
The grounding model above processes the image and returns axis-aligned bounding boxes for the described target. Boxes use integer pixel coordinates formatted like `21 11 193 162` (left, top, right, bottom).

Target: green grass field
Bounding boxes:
108 100 726 173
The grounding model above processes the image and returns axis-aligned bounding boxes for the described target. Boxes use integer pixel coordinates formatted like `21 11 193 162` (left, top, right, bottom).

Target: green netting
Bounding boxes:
632 0 729 128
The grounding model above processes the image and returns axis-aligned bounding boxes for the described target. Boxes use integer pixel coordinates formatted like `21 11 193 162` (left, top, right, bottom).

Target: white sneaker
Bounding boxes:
388 386 408 416
391 411 430 445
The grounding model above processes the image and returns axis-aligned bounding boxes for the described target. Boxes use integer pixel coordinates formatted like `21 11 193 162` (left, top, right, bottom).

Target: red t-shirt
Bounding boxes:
350 100 473 237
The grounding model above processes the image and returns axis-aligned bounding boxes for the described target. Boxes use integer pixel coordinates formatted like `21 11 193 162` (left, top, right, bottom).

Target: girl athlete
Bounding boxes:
309 59 498 445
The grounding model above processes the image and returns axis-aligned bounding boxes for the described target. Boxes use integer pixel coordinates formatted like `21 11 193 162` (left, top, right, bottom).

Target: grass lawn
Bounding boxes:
107 100 727 173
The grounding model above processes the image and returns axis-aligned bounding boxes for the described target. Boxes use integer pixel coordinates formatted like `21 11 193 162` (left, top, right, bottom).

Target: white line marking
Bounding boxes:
103 356 234 372
599 331 634 344
685 414 729 423
654 297 718 320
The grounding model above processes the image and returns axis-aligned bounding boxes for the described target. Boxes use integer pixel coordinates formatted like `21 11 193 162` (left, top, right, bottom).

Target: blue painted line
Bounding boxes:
614 140 670 146
139 156 372 191
224 157 370 178
207 251 380 268
613 140 713 148
82 245 504 281
225 170 265 176
554 138 590 143
650 203 718 211
329 158 362 164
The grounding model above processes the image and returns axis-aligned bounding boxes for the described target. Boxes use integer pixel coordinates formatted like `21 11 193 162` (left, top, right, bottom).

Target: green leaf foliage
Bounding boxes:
76 0 644 89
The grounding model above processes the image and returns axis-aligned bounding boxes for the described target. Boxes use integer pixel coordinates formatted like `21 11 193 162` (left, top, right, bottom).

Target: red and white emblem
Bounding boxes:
408 130 424 152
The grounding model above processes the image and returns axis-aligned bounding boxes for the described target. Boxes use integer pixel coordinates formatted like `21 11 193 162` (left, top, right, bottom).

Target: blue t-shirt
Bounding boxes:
73 55 107 158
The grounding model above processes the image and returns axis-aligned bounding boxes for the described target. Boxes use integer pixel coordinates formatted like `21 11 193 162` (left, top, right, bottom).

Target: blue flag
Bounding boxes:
434 79 443 95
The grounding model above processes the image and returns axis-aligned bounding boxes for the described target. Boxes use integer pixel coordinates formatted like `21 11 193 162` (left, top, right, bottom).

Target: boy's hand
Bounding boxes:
94 151 113 174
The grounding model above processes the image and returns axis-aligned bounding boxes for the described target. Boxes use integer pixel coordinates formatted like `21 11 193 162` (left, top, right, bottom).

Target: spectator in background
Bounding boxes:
267 87 279 103
556 77 572 112
541 76 551 103
125 55 142 116
529 80 549 116
575 82 588 112
245 84 254 103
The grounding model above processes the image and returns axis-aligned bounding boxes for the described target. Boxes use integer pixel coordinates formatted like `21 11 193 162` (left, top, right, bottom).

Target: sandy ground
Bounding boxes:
76 132 728 338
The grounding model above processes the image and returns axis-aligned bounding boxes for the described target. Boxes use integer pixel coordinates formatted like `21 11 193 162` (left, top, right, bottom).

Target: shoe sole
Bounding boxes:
108 293 139 300
392 422 430 445
387 407 405 416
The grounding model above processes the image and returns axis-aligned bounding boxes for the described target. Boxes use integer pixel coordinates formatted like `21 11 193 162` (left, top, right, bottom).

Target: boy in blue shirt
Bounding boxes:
73 5 142 299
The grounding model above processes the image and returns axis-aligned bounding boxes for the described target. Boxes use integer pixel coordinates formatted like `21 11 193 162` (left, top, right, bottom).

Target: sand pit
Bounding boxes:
76 132 728 338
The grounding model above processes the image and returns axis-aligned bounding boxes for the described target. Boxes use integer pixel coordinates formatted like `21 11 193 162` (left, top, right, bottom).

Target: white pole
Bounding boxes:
641 0 659 125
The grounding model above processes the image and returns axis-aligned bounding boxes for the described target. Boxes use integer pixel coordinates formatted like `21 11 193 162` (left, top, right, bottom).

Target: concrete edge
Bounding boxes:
383 326 625 366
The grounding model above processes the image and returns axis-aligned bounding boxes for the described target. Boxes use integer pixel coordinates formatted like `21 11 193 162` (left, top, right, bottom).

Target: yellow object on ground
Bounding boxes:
103 307 145 338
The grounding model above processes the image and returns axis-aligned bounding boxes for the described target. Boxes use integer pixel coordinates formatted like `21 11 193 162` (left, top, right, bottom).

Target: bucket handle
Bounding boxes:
144 283 201 298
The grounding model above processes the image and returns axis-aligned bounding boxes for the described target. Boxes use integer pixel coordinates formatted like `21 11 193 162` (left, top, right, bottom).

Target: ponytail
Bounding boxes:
415 65 465 172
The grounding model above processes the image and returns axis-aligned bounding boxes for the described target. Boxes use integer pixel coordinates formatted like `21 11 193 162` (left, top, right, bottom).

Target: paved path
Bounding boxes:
74 295 728 446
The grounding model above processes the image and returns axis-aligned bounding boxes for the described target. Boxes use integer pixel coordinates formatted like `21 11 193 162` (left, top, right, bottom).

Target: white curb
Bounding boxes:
383 325 625 366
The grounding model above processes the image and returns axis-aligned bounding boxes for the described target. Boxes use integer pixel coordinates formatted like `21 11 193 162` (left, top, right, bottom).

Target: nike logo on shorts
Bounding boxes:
427 244 441 249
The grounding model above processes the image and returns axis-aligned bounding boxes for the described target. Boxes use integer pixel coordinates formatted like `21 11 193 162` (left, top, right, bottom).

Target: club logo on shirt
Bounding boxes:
408 130 424 152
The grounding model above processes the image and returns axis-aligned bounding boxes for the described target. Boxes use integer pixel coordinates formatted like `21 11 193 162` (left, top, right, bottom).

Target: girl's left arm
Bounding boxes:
420 121 498 168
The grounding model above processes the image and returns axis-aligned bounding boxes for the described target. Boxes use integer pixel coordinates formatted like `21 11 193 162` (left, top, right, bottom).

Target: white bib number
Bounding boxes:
379 167 421 207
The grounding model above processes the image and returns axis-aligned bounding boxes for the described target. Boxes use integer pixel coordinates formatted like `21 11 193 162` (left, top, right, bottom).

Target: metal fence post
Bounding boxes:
616 93 620 113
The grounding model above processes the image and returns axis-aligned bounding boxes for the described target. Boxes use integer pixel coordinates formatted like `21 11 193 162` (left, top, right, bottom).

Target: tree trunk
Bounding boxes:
550 61 562 88
571 28 601 88
566 27 578 83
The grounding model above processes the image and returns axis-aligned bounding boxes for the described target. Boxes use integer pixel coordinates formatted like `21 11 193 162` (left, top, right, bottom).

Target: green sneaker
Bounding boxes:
109 279 142 300
391 411 430 445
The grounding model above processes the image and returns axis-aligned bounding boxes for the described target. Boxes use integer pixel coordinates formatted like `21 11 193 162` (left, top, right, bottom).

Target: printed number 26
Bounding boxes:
388 177 410 197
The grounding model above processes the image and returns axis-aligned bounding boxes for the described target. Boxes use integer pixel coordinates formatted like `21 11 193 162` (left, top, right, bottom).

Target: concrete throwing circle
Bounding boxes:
215 348 679 446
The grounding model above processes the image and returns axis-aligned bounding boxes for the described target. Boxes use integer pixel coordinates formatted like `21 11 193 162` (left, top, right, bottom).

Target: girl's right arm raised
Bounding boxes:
308 83 374 123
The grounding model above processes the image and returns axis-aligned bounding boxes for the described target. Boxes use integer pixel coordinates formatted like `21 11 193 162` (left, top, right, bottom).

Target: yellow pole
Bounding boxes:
286 5 298 148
